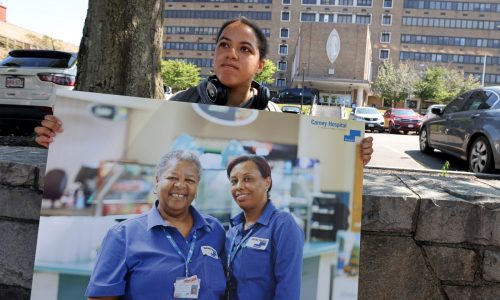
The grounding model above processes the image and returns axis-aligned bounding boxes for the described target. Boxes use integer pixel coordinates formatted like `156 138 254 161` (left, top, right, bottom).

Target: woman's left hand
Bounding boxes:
360 136 373 166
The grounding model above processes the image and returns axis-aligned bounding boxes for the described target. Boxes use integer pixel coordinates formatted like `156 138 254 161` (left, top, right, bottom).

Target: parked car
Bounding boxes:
383 108 422 134
275 87 319 105
350 106 384 133
0 50 77 135
281 106 301 114
422 104 446 122
419 87 500 173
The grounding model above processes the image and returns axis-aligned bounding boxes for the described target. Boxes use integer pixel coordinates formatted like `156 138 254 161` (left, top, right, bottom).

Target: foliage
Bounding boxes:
372 61 419 107
440 160 450 177
161 60 201 92
254 59 278 85
415 66 481 104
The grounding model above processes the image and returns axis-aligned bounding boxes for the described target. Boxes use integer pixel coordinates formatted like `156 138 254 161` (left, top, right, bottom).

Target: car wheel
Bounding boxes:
468 136 493 173
403 131 409 135
378 129 385 133
419 127 434 154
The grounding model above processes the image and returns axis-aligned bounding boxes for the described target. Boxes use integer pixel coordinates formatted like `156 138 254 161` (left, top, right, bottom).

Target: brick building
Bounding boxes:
0 5 78 59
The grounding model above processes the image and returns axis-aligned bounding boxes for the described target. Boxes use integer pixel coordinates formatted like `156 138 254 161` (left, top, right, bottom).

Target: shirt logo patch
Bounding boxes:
201 245 219 259
246 237 269 250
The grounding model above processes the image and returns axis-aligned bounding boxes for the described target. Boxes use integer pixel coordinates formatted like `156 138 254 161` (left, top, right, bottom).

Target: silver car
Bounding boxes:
0 50 77 135
350 106 384 133
419 86 500 173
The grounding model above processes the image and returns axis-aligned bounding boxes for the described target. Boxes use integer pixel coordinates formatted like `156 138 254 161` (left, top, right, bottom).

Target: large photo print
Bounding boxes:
32 90 364 300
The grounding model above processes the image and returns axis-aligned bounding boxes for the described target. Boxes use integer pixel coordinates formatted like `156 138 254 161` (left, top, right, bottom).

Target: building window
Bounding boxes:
279 44 288 55
383 0 392 8
164 10 271 20
380 32 391 43
302 0 317 4
320 0 335 4
282 0 291 3
357 0 372 6
301 12 316 22
280 28 289 38
379 49 390 60
281 11 290 21
337 14 352 23
277 78 286 87
382 14 392 25
320 14 334 23
338 0 353 6
278 60 287 71
355 15 371 24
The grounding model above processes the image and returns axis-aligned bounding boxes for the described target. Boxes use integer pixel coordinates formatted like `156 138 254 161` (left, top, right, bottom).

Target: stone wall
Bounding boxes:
0 147 47 300
359 170 500 299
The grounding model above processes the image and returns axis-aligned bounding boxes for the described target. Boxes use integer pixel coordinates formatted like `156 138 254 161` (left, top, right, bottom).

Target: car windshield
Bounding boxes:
356 108 379 115
0 50 76 68
394 110 417 116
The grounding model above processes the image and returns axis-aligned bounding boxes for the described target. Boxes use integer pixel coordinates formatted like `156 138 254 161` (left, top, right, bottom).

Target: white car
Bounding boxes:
0 50 77 135
350 106 385 133
422 104 446 122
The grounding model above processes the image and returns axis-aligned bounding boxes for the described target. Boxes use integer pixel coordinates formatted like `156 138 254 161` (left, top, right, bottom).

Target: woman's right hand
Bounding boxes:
34 115 63 148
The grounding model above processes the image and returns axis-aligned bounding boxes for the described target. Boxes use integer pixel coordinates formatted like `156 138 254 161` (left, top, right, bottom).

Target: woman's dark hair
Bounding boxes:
226 155 272 196
215 17 269 60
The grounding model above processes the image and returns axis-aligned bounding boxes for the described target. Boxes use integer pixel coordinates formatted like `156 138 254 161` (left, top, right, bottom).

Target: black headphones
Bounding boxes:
206 75 270 110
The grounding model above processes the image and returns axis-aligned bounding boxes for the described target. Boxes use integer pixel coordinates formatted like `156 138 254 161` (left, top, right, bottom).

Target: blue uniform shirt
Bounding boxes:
85 201 226 300
226 200 304 300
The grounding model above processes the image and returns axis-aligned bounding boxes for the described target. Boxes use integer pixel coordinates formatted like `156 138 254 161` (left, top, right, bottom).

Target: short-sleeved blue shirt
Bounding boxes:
85 201 227 300
226 201 304 300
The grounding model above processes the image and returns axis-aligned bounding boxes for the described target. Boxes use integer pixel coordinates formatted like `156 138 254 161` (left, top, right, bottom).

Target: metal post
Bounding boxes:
301 66 304 114
482 54 487 87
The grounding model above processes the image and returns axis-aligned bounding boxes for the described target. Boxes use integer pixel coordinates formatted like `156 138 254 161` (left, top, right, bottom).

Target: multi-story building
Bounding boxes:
0 5 78 59
163 0 500 108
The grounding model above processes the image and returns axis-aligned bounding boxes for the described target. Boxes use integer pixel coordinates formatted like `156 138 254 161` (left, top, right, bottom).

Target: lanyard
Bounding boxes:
163 227 197 278
226 226 255 272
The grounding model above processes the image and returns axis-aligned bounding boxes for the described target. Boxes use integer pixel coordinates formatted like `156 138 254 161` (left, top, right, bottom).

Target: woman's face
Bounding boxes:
214 21 264 89
229 160 271 212
156 160 199 218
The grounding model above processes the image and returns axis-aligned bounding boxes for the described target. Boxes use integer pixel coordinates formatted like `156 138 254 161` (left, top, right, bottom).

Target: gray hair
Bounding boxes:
156 150 202 179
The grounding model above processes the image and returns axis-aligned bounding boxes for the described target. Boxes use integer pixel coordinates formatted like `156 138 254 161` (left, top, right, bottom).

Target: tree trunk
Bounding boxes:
75 0 164 99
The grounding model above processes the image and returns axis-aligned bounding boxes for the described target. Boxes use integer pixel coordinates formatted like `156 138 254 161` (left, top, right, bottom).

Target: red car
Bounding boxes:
383 108 423 134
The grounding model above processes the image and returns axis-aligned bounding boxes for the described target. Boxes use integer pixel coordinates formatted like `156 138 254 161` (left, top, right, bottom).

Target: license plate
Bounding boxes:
368 124 374 127
6 77 24 88
408 124 414 128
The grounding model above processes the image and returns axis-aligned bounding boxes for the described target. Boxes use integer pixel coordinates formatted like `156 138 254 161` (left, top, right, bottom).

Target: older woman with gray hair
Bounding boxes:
85 150 226 300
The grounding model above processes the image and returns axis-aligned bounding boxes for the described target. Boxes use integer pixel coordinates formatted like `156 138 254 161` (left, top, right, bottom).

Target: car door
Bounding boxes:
446 90 497 158
428 92 471 151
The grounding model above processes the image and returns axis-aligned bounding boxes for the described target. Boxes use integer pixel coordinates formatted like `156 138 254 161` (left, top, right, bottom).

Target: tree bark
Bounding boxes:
75 0 164 99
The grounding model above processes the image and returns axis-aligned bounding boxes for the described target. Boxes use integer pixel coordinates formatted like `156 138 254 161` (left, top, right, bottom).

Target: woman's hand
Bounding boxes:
34 115 63 148
360 136 373 166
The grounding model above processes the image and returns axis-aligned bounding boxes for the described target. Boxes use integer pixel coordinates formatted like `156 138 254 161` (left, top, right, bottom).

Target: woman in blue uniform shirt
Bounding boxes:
86 150 226 300
225 155 304 300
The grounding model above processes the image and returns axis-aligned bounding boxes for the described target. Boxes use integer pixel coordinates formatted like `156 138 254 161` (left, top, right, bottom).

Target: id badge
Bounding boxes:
174 275 201 299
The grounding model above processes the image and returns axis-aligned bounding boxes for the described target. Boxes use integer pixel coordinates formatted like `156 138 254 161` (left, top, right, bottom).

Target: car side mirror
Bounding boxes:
431 107 443 115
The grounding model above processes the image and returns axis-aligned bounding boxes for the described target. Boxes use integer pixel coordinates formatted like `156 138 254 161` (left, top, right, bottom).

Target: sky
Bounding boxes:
1 0 88 46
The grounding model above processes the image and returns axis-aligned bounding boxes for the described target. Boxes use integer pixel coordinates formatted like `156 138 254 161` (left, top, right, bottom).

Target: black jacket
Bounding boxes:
169 80 280 112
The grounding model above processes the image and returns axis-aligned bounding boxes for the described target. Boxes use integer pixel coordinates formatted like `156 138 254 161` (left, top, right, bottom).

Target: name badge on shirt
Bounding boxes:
174 276 200 299
246 237 269 250
201 245 219 259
